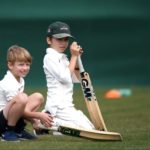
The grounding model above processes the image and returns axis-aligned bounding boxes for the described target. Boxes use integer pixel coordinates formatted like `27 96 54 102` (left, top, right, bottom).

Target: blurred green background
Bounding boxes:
0 0 150 87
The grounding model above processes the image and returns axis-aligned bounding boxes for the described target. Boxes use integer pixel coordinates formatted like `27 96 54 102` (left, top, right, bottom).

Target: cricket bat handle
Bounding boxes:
77 56 85 73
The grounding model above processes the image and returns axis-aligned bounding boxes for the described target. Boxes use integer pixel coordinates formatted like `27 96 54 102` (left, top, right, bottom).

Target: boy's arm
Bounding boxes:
73 69 80 81
69 55 78 75
23 110 53 128
69 42 82 75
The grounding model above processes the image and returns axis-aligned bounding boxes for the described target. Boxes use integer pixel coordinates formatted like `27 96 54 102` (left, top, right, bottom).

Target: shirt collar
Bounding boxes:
7 70 24 85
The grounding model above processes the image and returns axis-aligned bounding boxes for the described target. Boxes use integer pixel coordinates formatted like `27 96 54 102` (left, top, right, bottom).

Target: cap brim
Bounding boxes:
52 33 74 39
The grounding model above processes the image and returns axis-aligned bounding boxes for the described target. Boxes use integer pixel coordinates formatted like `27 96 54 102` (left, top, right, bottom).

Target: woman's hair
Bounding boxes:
7 45 32 64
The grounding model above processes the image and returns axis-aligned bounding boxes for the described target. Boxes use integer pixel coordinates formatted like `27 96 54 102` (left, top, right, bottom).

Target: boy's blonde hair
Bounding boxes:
7 45 32 64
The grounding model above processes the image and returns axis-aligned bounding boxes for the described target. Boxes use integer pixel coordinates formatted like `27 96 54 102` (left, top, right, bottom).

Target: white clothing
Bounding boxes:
43 48 95 130
0 71 24 111
43 48 79 115
52 107 94 129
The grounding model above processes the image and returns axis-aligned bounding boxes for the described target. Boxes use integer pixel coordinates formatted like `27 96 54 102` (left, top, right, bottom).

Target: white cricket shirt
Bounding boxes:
0 70 24 111
43 48 79 116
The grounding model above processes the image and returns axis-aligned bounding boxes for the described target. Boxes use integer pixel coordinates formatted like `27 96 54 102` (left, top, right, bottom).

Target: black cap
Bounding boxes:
47 21 73 38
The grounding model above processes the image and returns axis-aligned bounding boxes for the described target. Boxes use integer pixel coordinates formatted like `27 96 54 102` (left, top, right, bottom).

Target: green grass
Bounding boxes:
0 86 150 150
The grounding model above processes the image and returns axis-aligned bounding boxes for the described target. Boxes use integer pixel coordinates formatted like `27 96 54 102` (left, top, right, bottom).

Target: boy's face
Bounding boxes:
47 37 69 53
8 61 30 80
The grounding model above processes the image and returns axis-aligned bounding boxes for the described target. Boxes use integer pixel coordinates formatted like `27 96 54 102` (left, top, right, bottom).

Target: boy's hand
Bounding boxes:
40 112 53 128
70 42 83 56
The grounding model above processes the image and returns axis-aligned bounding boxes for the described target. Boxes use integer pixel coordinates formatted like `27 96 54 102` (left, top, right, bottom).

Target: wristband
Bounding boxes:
75 68 79 70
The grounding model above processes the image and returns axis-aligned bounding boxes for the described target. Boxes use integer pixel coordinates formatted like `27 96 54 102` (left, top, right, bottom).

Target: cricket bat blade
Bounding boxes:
59 125 122 141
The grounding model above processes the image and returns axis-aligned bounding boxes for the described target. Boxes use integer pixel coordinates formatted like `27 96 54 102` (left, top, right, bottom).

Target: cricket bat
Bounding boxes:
77 56 107 131
38 124 122 141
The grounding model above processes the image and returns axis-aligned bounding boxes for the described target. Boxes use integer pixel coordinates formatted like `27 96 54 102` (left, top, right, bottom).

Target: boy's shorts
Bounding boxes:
0 110 27 136
0 110 7 135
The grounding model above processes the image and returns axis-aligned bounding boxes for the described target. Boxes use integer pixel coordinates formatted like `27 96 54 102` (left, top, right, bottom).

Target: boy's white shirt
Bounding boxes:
0 70 24 111
43 48 80 116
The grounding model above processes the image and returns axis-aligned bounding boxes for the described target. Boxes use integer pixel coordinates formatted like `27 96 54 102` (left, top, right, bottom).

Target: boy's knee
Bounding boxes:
34 92 44 103
16 93 28 105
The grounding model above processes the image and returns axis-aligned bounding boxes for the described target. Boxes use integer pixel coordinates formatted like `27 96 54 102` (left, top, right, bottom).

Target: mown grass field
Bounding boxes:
0 86 150 150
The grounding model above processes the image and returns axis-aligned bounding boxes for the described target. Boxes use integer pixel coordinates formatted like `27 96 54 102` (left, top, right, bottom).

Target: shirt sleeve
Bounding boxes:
5 90 18 101
43 55 72 84
72 73 80 83
0 78 24 102
1 83 18 101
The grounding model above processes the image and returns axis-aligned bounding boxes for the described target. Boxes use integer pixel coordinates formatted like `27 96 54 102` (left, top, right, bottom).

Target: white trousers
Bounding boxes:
52 107 95 130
